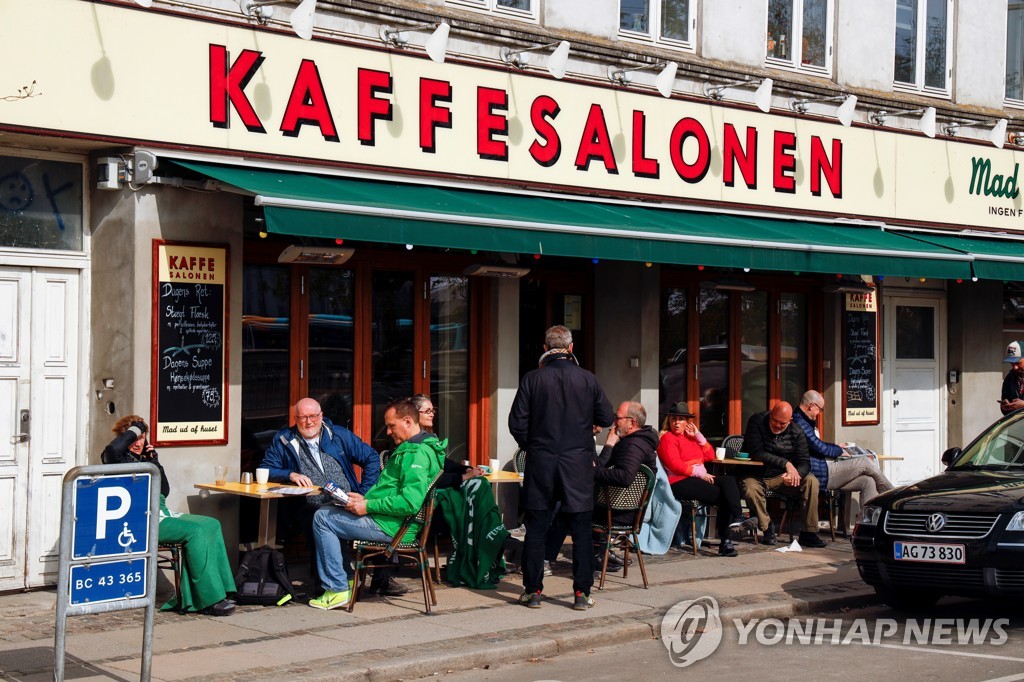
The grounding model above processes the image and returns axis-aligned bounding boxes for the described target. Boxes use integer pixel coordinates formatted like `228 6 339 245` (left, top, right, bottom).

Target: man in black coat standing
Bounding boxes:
509 325 615 611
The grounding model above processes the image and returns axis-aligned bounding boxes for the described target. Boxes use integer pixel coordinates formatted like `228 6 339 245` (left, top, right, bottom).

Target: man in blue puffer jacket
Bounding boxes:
793 390 893 510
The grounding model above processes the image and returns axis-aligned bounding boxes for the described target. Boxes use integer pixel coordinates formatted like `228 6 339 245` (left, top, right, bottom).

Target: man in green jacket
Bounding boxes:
309 398 444 610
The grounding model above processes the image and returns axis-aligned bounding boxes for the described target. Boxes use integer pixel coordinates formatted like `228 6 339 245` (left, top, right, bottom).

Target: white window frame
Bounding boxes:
1005 0 1024 109
446 0 538 23
764 0 835 78
617 0 697 53
892 0 953 98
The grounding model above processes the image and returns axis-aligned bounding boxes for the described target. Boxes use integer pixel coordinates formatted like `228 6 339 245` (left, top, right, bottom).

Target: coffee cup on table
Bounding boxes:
715 447 726 460
255 467 270 485
489 458 501 473
240 472 253 485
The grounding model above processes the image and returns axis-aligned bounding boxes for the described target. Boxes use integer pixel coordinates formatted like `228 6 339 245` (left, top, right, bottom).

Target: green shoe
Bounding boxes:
309 589 351 610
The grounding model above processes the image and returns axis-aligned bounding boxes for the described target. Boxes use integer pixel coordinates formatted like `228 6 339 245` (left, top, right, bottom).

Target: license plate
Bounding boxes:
894 541 965 564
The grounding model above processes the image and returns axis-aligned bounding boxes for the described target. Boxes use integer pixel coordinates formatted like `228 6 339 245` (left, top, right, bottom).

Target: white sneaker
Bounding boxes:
543 560 553 576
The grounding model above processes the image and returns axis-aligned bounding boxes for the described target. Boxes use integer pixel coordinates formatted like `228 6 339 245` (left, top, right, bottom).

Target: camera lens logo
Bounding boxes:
661 596 723 667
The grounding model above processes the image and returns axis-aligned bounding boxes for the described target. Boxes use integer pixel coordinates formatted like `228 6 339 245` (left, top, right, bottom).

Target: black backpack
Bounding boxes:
234 546 298 606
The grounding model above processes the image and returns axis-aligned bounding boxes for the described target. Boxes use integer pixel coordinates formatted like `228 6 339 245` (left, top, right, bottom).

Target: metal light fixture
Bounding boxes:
791 94 858 127
870 107 936 138
278 245 355 264
608 61 678 98
698 279 756 292
463 263 530 278
1010 132 1024 147
943 118 1008 149
238 0 316 40
703 77 773 113
500 40 571 80
379 22 451 64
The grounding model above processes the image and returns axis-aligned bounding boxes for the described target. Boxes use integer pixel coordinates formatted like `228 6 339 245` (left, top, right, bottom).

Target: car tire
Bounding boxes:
874 586 941 611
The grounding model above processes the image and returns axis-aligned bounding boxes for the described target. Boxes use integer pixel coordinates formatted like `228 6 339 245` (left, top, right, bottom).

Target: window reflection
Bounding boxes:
801 0 827 66
699 289 729 444
1007 1 1024 100
659 288 689 426
0 156 83 250
308 268 355 430
780 293 808 408
371 272 415 452
661 0 689 41
430 275 469 463
241 265 290 456
896 305 935 360
740 292 768 430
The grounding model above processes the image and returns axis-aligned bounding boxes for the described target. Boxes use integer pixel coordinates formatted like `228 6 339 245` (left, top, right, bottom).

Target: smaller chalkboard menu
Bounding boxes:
842 291 880 426
151 242 229 445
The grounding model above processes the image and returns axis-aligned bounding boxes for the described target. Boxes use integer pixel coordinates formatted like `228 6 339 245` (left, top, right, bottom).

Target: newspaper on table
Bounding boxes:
265 486 318 495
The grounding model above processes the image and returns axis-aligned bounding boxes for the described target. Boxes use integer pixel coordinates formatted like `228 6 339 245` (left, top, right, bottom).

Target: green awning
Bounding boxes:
175 160 976 280
903 233 1024 281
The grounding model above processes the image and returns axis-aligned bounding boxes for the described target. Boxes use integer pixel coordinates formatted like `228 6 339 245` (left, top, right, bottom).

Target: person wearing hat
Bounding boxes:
656 401 747 557
1000 341 1024 415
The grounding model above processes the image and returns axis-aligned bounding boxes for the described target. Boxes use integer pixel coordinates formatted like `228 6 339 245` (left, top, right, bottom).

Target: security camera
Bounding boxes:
96 157 123 190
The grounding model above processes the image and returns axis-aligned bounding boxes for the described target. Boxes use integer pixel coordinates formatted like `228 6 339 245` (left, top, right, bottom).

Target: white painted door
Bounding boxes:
882 294 945 486
0 267 80 589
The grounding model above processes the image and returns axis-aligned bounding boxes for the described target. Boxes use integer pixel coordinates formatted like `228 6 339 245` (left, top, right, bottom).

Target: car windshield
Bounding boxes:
953 411 1024 469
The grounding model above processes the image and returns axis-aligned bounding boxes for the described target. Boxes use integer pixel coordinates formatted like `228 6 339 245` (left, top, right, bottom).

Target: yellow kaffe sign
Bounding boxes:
2 0 1023 233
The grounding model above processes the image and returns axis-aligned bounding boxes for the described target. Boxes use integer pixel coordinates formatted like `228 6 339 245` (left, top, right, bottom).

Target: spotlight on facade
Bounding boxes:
944 118 1008 149
872 107 936 138
238 0 316 39
790 93 858 127
379 22 451 63
500 40 571 79
608 61 678 98
703 77 773 113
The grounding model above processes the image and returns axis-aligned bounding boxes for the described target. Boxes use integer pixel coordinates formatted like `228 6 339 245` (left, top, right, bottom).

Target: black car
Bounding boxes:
852 410 1024 610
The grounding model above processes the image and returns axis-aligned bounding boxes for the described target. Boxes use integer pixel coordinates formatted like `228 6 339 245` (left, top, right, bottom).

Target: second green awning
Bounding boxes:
176 160 977 280
903 233 1024 281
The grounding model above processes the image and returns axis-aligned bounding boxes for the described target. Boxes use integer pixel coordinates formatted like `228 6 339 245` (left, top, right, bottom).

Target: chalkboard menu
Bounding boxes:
842 291 879 426
151 242 229 445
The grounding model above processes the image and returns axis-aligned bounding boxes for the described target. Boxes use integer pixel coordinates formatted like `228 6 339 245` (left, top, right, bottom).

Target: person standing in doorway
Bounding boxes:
1000 341 1024 415
509 325 615 611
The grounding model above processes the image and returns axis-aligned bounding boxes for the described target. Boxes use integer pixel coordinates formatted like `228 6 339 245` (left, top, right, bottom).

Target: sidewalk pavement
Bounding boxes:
0 534 877 681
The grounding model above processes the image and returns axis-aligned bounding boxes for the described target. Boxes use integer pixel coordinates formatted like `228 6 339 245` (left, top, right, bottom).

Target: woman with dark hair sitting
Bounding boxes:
101 415 236 616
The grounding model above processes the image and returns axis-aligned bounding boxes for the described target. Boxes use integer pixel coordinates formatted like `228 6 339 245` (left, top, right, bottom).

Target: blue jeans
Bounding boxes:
312 507 392 591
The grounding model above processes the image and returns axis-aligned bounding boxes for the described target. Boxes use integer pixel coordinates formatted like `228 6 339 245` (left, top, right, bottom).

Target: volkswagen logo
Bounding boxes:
925 513 947 533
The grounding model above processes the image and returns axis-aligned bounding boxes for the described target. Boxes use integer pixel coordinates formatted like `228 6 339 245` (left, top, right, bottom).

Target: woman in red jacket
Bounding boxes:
657 402 746 557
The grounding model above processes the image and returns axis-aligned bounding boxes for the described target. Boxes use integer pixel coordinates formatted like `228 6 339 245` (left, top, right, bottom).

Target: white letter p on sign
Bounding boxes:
96 487 131 539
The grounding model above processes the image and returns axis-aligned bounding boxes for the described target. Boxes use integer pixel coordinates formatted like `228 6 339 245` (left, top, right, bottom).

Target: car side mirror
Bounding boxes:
941 447 961 468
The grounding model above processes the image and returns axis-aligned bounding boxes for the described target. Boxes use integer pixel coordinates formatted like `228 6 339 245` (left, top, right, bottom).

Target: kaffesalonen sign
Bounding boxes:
4 0 1023 232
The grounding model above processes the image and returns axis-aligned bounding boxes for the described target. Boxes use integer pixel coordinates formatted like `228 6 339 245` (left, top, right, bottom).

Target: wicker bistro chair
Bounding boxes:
820 488 847 541
592 464 656 591
513 448 526 476
348 472 442 615
677 499 707 556
156 542 186 613
721 434 745 458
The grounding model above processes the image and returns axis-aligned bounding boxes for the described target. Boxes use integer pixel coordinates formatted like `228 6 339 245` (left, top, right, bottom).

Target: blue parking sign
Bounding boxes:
72 474 152 560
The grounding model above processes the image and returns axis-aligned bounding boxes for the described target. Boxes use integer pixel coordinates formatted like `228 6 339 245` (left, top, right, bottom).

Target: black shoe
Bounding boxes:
519 590 543 608
761 523 777 545
368 575 409 596
594 554 622 572
718 540 738 557
202 599 235 617
799 532 828 548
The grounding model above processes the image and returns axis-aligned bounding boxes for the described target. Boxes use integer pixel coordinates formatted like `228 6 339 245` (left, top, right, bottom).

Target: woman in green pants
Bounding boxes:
101 415 236 616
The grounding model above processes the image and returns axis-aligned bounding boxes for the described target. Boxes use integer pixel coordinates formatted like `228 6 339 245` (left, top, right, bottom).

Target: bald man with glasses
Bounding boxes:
794 390 893 511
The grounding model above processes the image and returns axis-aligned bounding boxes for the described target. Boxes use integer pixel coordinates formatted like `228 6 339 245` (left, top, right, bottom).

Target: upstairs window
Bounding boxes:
766 0 834 76
894 0 952 95
447 0 536 21
619 0 696 50
1007 0 1024 104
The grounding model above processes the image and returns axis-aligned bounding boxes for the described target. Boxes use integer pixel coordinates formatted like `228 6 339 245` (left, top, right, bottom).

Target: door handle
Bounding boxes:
11 409 29 444
893 399 900 407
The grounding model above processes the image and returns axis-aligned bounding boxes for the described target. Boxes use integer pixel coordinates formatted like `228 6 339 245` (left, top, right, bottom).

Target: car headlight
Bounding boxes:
1006 511 1024 531
858 505 882 526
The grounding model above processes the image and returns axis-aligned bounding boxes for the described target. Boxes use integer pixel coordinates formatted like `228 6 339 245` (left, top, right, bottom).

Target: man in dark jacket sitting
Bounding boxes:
592 401 659 567
740 401 826 548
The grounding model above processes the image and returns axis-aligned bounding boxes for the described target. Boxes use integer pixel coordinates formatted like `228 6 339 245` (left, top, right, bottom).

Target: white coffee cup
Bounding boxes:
715 447 727 461
489 458 500 473
255 467 270 485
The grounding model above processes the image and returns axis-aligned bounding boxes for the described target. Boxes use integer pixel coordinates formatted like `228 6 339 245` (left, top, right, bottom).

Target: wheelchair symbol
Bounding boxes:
117 523 137 551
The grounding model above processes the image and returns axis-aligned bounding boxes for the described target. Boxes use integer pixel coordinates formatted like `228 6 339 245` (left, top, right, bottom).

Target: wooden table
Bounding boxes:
194 481 316 547
484 470 523 484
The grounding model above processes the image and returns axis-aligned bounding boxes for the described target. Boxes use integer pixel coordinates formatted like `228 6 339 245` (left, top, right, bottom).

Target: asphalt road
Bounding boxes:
433 598 1024 682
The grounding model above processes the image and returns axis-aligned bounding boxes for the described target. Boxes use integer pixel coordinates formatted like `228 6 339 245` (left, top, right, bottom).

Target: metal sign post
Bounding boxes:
54 463 161 681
